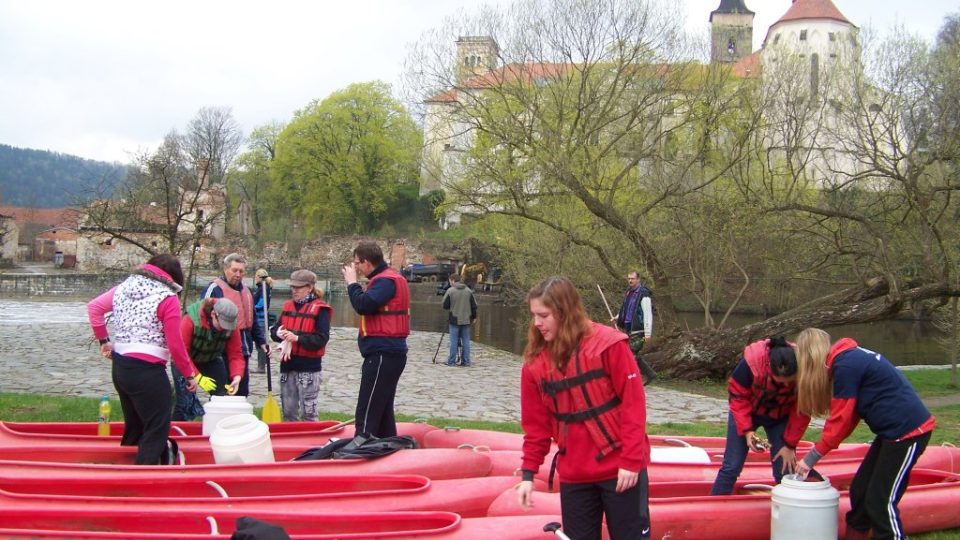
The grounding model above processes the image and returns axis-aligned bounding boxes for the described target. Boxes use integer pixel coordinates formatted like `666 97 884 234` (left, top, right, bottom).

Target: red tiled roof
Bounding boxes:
36 228 78 240
0 206 81 230
425 62 702 103
773 0 853 27
732 51 761 78
425 63 573 103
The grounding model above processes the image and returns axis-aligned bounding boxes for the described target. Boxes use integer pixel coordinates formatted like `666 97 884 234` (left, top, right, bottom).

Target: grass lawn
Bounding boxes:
0 368 958 539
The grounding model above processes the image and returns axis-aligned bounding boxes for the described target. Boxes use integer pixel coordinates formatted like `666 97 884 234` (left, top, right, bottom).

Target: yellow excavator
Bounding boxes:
459 262 487 288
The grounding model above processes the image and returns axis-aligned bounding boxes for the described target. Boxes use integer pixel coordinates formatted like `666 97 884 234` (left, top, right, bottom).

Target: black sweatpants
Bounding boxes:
354 352 407 438
847 431 931 539
112 353 173 465
559 470 651 540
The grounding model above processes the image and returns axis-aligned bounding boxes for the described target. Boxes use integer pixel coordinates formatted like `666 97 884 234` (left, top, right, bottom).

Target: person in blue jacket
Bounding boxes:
795 327 935 540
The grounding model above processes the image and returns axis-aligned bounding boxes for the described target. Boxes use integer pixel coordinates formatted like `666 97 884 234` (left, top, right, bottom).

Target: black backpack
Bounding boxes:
292 435 417 461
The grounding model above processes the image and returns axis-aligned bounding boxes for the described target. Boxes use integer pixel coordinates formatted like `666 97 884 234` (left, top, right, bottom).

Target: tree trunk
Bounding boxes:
645 278 959 380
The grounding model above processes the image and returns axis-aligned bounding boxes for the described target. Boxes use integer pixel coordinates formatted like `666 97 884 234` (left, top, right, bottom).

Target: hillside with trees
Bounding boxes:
0 144 124 208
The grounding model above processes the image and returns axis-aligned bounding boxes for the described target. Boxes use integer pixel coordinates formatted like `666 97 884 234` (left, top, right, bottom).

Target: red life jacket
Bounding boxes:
530 323 627 460
279 298 332 358
744 340 797 420
212 278 254 331
359 269 410 338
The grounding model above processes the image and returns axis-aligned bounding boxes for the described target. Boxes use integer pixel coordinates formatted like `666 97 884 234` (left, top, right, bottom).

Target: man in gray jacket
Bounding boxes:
441 274 478 366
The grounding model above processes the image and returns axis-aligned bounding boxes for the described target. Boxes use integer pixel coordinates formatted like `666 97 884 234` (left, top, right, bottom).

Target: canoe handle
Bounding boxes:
170 425 188 436
206 480 229 498
662 438 692 447
443 426 462 432
206 516 219 535
544 522 573 540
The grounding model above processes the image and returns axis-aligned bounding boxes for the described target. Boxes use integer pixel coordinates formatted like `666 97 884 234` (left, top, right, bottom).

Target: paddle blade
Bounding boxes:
262 391 281 423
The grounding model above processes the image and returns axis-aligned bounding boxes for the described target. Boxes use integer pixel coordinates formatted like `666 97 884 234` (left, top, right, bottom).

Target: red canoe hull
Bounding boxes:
423 427 816 452
0 447 492 480
0 508 571 539
0 475 540 519
484 445 960 483
0 421 438 448
487 469 960 539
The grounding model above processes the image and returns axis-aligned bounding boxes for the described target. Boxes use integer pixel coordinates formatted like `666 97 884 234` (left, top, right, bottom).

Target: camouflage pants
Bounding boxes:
628 332 646 354
280 370 322 422
628 332 657 384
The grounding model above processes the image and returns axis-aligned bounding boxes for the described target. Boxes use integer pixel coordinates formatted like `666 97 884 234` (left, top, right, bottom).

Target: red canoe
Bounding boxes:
422 427 817 451
0 474 542 519
0 508 571 539
0 420 438 448
487 469 960 539
482 444 960 482
0 447 493 480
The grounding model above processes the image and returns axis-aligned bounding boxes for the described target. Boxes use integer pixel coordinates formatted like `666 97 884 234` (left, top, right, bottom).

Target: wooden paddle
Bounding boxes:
260 280 281 423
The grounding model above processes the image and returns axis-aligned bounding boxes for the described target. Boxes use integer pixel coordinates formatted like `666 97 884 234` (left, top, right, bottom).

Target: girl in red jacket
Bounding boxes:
516 276 651 540
710 337 811 495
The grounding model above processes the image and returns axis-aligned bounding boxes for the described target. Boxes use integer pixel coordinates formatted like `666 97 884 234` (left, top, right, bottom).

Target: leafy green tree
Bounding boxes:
231 120 285 236
268 82 422 235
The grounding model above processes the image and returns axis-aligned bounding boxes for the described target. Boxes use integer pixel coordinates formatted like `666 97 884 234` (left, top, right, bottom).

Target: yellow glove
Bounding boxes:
196 374 218 393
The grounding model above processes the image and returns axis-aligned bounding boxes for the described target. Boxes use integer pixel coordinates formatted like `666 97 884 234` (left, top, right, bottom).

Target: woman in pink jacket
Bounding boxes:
87 254 200 464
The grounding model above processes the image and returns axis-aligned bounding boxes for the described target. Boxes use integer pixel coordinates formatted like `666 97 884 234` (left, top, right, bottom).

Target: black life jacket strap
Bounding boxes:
551 396 621 423
541 368 607 398
548 449 562 492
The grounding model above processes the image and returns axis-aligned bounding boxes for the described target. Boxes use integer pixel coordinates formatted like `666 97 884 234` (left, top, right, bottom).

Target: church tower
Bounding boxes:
455 36 499 83
710 0 755 64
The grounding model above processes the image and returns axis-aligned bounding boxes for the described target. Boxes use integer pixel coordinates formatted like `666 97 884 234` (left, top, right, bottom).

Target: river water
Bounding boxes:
1 288 951 367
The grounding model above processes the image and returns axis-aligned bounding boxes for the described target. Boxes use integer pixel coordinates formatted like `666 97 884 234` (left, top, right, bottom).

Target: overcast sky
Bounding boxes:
0 0 952 163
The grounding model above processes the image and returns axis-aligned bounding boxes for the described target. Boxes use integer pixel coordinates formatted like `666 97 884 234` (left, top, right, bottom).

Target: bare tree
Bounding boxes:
407 0 765 336
80 132 226 301
408 1 960 379
184 106 244 187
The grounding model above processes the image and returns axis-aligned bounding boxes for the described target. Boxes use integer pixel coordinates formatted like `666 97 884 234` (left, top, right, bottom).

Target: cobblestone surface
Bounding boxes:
1 300 730 425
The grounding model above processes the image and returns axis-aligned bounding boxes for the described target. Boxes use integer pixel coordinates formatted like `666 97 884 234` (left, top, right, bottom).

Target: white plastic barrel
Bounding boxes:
208 414 275 464
771 474 840 540
202 395 254 436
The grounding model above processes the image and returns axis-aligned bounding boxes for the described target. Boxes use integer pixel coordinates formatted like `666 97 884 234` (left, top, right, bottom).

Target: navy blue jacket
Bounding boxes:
347 263 408 356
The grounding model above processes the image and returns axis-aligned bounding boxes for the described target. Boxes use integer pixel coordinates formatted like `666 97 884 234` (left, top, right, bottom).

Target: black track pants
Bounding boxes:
354 352 407 438
847 431 931 539
559 471 651 540
112 353 172 465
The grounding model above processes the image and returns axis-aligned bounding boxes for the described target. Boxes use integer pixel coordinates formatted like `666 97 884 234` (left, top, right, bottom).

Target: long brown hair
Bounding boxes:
522 276 592 371
795 327 834 418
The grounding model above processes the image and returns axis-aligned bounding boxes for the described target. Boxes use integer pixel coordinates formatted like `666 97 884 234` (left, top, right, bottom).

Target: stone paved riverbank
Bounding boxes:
1 305 730 425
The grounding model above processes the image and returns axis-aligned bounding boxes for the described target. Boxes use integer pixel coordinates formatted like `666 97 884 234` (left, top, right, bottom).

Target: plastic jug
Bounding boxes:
202 395 254 436
209 414 275 464
771 473 840 539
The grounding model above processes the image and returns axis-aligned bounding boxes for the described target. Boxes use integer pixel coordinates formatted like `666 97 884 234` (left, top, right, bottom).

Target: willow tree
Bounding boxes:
268 82 422 235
